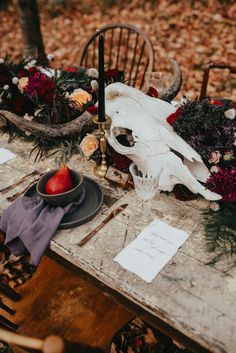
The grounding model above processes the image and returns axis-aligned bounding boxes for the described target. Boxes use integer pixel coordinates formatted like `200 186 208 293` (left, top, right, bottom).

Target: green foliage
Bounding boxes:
55 139 83 166
204 203 236 267
28 136 83 165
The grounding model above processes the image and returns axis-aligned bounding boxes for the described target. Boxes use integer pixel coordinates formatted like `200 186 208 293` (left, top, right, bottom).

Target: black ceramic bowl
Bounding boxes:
36 169 84 207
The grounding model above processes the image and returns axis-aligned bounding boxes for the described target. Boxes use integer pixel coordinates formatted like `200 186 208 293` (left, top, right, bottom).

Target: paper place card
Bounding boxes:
114 219 189 283
0 148 16 165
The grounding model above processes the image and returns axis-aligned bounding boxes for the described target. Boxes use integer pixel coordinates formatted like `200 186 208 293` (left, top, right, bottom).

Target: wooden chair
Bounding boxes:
199 61 236 100
79 24 154 90
0 255 133 353
0 329 103 353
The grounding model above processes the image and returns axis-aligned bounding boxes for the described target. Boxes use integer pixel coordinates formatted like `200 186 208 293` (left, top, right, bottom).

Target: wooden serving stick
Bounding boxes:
0 329 103 353
0 329 64 353
42 336 65 353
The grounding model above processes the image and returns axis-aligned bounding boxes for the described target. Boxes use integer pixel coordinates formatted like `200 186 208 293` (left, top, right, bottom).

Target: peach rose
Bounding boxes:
18 77 29 93
69 88 92 107
80 134 99 157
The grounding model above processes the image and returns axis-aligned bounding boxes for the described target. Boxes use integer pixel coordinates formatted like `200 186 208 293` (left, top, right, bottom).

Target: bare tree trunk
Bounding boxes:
17 0 48 65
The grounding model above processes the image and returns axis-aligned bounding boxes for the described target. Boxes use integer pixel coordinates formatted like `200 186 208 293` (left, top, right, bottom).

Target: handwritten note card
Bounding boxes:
114 219 189 282
0 148 16 165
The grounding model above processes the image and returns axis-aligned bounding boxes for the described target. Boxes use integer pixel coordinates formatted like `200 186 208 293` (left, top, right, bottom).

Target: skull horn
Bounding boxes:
158 59 182 102
0 110 94 139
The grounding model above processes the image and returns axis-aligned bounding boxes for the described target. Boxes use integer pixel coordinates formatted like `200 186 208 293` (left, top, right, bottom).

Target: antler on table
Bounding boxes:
0 110 95 140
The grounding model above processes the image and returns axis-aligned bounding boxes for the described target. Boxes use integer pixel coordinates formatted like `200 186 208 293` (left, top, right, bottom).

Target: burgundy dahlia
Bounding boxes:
206 168 236 203
24 72 56 105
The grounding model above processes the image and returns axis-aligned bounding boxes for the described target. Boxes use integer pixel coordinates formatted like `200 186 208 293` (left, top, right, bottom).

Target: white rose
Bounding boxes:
47 53 54 61
0 58 4 64
91 80 98 91
12 77 19 85
224 109 235 120
87 68 98 78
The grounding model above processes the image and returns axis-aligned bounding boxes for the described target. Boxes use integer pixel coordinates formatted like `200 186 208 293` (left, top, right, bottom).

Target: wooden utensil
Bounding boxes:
0 170 40 194
7 171 45 202
77 203 128 247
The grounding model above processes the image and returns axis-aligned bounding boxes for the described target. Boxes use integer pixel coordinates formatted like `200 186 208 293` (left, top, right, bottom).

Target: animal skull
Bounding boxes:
105 82 221 201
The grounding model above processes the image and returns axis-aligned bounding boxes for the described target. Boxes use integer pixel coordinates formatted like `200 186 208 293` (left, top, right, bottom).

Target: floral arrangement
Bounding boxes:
165 96 236 266
0 55 125 160
0 55 124 126
166 97 236 203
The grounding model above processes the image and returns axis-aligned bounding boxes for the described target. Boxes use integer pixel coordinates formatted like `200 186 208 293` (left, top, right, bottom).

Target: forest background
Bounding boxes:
0 0 235 100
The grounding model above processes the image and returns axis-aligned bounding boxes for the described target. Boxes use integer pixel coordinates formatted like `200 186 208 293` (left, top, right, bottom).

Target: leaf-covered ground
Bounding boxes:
0 0 235 100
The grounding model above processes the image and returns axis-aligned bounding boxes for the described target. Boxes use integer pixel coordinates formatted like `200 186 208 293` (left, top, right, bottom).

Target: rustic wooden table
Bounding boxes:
0 135 236 353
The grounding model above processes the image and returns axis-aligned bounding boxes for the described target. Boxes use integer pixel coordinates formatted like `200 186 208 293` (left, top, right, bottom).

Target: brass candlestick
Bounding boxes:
93 115 111 178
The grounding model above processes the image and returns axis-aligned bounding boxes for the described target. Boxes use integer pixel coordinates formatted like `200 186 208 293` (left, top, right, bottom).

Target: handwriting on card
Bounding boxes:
114 219 189 282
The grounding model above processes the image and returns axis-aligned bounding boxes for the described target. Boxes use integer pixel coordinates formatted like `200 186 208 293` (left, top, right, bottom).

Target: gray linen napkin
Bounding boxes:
0 188 85 265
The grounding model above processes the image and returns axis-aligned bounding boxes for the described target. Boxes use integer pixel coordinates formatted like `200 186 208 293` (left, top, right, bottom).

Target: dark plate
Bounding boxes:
25 176 104 230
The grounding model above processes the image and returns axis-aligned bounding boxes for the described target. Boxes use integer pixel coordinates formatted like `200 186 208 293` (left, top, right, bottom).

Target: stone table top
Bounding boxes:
0 134 236 353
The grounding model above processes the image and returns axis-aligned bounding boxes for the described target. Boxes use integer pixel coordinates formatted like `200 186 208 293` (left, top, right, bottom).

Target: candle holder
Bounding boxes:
93 115 111 178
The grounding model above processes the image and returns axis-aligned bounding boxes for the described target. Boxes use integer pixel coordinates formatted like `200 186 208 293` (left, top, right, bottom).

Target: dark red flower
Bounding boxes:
134 338 143 348
208 98 222 106
12 95 24 113
167 107 183 125
104 69 124 83
28 66 38 76
18 69 28 78
25 72 56 105
146 86 158 98
65 66 78 73
110 147 132 171
86 105 98 115
206 168 236 203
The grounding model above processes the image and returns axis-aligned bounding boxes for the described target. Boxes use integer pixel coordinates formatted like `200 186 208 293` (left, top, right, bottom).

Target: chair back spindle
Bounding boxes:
200 62 236 100
80 24 154 90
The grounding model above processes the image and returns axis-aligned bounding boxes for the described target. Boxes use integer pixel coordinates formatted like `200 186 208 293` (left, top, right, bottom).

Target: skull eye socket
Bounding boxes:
112 127 134 147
